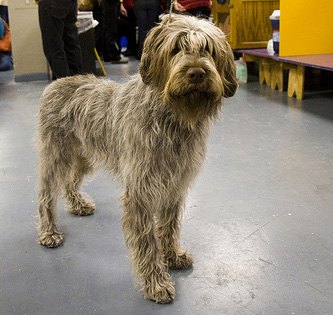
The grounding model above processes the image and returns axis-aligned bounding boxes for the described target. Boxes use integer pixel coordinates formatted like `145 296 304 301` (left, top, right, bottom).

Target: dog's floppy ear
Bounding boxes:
139 20 166 85
222 43 238 98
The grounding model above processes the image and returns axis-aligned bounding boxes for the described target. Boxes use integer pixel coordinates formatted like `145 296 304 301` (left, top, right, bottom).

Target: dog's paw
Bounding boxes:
38 230 64 248
144 278 176 304
70 202 96 216
166 250 193 270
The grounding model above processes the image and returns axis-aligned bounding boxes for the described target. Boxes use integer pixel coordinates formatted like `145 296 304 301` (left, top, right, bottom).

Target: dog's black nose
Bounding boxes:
186 67 206 84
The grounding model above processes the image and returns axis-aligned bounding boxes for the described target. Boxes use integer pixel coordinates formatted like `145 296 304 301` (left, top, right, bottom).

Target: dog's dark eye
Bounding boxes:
204 44 213 55
171 46 180 56
211 48 216 59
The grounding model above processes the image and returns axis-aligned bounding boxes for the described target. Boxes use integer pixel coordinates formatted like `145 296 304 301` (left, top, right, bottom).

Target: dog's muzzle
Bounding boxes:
186 67 206 84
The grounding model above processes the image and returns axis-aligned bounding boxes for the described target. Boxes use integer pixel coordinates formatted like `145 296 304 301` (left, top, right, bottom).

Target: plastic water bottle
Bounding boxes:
235 57 248 84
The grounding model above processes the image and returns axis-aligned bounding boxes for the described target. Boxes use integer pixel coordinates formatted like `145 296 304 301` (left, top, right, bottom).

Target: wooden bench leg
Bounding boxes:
271 62 284 91
287 65 305 100
259 60 271 86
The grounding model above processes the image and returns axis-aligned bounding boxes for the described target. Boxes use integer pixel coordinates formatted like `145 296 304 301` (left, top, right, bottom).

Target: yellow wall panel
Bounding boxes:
280 0 333 56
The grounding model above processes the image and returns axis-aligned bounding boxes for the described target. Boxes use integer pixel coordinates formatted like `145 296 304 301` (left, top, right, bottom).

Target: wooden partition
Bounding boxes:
280 0 333 56
212 0 279 49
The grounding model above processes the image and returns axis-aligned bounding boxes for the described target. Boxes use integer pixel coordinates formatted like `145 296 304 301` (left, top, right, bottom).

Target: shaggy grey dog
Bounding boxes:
37 14 237 303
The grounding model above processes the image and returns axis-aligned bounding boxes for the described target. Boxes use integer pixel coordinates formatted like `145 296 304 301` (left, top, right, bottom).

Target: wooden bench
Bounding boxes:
236 49 333 100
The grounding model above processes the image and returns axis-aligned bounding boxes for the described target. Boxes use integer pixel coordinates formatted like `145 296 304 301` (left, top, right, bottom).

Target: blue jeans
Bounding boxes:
0 52 12 71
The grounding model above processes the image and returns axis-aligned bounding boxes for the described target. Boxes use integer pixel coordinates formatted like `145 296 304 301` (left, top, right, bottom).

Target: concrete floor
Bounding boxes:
0 60 333 315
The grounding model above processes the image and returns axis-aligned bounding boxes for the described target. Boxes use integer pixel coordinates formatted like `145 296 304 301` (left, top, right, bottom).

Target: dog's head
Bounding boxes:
140 14 238 126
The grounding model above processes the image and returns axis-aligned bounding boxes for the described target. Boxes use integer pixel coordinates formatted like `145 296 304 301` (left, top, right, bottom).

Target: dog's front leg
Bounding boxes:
122 193 175 304
157 199 193 270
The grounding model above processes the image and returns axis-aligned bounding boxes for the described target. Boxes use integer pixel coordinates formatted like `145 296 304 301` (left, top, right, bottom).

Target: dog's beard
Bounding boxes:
164 89 221 129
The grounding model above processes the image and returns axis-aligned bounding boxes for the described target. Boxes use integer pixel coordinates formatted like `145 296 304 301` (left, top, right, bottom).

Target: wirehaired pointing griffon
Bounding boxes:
36 14 237 303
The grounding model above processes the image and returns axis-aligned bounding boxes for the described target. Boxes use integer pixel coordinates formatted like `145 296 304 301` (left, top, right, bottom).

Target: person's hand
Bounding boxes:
174 1 186 12
120 3 128 17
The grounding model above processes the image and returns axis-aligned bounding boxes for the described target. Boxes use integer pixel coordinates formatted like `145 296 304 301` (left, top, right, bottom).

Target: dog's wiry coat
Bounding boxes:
37 14 237 303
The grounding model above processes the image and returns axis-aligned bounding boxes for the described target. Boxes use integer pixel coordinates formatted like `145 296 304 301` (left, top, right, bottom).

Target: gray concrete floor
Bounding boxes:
0 60 333 315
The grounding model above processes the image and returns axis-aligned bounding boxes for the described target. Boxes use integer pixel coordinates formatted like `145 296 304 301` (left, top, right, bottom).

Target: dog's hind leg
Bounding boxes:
122 191 176 304
157 198 193 270
64 155 95 216
37 146 67 248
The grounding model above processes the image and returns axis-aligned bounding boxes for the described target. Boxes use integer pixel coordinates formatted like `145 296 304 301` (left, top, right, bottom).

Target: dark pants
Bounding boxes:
134 1 160 59
102 0 121 61
118 7 137 55
38 0 82 79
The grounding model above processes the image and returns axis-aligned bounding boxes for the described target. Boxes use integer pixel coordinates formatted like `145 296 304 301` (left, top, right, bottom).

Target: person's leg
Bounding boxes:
117 13 127 52
135 9 146 60
38 0 70 79
0 52 13 71
147 1 161 27
63 0 83 75
103 0 122 61
146 3 160 33
136 2 159 59
93 3 104 56
124 8 137 56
